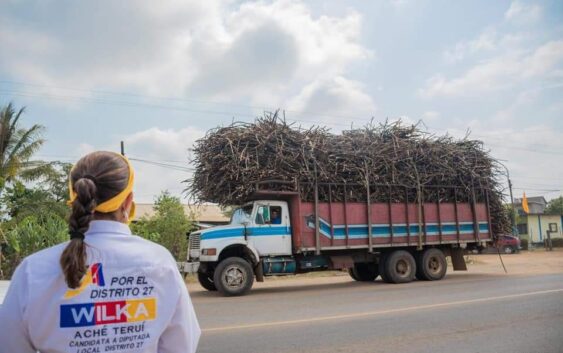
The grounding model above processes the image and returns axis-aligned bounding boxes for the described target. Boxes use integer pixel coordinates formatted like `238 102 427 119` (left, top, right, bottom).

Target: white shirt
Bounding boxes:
0 220 201 353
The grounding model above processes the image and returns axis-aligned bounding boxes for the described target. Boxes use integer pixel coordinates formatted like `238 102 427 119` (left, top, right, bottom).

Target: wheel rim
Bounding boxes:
427 256 442 275
224 266 245 288
504 246 513 254
396 259 411 277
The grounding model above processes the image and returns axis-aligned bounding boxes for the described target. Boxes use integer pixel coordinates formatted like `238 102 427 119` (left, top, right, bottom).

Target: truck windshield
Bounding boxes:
230 205 253 225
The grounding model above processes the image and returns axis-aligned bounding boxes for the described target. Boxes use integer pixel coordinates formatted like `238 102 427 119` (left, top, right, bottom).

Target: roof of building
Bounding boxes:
134 203 229 223
514 196 547 205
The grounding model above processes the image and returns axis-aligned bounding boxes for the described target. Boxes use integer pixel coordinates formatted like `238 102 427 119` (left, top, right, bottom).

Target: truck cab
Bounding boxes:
187 200 292 295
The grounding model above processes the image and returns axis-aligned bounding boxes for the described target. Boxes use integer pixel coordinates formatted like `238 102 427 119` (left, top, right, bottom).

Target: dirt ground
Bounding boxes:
466 248 563 275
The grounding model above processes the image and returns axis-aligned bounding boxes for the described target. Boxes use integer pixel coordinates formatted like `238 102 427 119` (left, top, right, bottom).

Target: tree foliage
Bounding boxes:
0 103 46 192
131 191 193 260
1 214 68 279
545 196 563 215
0 162 72 221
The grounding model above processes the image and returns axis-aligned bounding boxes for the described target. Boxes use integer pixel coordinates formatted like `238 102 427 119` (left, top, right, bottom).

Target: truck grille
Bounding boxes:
188 233 201 259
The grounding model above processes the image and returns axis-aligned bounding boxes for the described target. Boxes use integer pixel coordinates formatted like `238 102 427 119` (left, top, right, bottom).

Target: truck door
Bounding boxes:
251 203 292 256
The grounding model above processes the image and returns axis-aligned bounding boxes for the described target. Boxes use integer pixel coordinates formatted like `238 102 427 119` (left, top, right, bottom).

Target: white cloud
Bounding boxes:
0 0 372 112
122 127 205 202
420 111 440 123
285 76 376 125
64 127 205 203
421 40 563 97
427 123 563 199
77 143 96 156
389 0 409 9
505 1 542 23
443 30 497 63
125 127 203 160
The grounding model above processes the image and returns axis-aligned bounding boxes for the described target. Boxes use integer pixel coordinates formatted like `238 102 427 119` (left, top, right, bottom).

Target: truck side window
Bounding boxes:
255 206 270 225
270 207 282 224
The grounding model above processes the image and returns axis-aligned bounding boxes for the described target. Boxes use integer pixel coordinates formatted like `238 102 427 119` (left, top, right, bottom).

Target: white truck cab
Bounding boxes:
186 200 292 293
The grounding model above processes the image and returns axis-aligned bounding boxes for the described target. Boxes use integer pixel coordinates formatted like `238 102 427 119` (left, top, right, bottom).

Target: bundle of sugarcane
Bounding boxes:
186 111 511 235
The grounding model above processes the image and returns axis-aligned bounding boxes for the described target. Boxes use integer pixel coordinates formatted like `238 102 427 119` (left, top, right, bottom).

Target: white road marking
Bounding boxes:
203 288 563 333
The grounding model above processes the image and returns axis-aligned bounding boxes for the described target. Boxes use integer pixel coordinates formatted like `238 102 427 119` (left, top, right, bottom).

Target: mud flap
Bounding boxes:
450 248 467 271
255 260 264 282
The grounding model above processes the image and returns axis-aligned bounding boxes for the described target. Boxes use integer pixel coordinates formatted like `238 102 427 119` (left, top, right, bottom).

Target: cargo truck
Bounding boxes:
185 180 494 296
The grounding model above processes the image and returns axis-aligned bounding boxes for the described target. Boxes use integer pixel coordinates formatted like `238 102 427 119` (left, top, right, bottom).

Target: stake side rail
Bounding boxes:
404 187 411 246
343 183 350 249
252 181 493 249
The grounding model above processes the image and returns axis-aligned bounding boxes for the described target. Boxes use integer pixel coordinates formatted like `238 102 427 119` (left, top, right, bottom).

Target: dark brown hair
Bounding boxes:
60 151 129 288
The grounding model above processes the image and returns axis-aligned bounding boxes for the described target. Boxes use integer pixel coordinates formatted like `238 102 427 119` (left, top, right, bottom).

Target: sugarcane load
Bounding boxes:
185 112 511 296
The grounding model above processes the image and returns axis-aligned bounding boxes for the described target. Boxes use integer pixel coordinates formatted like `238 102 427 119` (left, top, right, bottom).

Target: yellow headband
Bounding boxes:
68 153 136 222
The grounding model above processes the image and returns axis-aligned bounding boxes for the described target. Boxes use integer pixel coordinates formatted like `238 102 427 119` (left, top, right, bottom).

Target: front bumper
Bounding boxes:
181 261 200 274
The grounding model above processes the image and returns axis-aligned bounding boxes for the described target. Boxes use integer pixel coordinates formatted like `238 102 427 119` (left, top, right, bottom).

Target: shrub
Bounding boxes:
1 214 67 279
130 191 193 261
520 238 528 250
549 238 563 248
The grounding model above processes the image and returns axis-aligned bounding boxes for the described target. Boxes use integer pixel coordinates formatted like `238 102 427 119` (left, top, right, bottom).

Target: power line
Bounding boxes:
513 187 560 192
128 158 194 172
512 182 563 188
1 88 369 129
3 85 563 156
5 80 563 136
0 80 378 123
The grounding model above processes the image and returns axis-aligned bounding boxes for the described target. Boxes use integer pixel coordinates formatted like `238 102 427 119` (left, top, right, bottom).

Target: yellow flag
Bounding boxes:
522 192 530 214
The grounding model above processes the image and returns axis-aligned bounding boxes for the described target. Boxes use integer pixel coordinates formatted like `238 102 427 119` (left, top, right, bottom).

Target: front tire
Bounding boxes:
214 257 254 296
197 271 217 291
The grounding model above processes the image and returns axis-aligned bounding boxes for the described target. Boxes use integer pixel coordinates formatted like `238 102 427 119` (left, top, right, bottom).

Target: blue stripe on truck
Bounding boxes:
314 218 488 239
201 226 290 240
200 222 489 240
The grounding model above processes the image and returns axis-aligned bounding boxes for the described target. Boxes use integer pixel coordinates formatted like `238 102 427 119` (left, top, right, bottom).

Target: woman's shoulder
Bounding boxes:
116 234 178 266
16 242 69 278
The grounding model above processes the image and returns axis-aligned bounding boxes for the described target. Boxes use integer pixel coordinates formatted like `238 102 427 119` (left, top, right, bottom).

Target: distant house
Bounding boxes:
513 195 562 243
514 196 547 215
134 203 230 228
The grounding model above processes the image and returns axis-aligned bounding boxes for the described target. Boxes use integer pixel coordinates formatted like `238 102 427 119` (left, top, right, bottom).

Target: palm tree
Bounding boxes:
0 103 45 192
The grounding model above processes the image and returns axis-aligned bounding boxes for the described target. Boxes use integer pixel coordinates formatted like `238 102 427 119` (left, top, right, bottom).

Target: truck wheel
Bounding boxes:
197 271 217 291
502 245 515 254
214 257 254 296
349 263 379 281
416 248 447 281
384 250 416 284
379 253 392 283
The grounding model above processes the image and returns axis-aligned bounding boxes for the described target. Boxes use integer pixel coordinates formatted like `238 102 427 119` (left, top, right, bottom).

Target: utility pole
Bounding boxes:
120 141 125 156
503 164 517 236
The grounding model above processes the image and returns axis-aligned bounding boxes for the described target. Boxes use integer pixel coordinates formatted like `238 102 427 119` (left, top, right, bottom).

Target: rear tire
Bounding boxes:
416 248 447 281
349 263 379 281
197 271 217 291
379 253 392 283
384 250 416 284
214 257 254 296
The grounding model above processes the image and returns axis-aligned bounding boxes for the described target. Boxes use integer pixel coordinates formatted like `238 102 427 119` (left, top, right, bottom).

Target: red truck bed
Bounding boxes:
290 197 491 252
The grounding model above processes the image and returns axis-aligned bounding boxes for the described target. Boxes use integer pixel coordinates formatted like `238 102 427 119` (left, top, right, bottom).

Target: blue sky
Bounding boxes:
1 0 562 202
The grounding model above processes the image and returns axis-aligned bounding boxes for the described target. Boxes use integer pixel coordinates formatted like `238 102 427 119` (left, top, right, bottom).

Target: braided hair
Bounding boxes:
60 152 129 288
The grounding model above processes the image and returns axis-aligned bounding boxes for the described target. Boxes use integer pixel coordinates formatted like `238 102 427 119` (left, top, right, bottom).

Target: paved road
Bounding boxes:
190 272 563 353
0 281 9 304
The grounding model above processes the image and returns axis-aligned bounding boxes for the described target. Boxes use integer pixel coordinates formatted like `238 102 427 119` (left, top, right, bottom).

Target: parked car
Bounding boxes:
480 235 521 254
